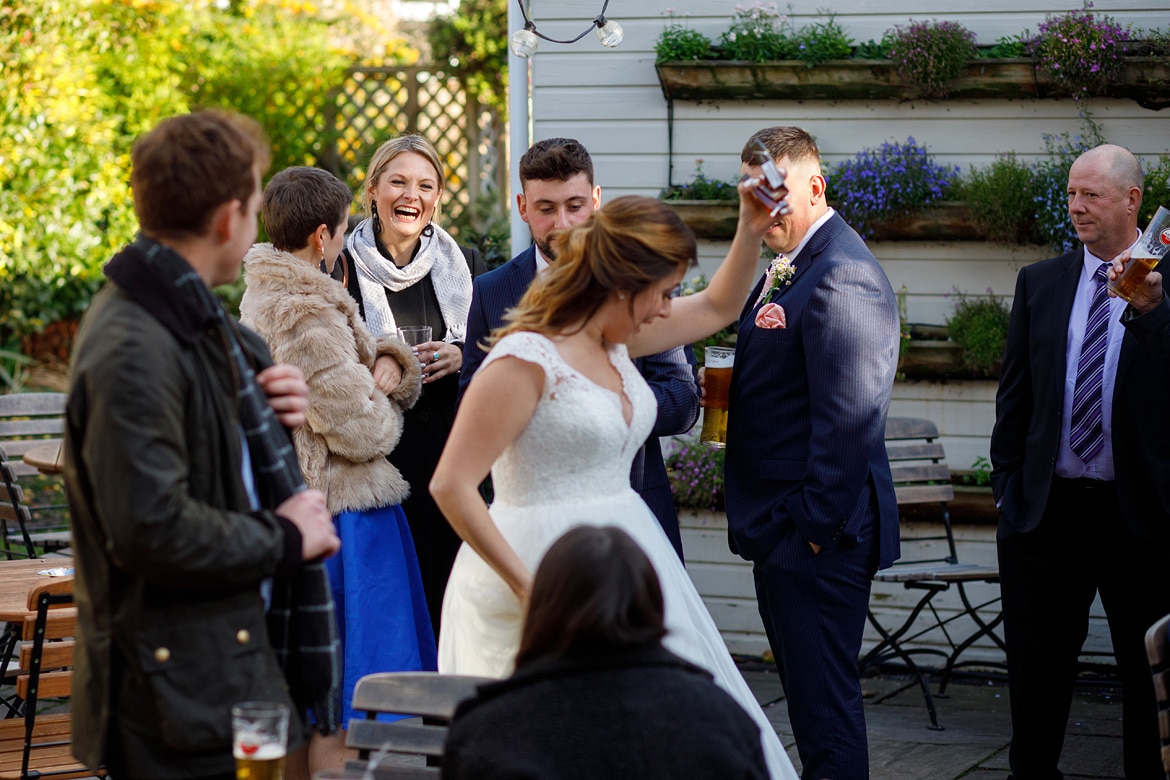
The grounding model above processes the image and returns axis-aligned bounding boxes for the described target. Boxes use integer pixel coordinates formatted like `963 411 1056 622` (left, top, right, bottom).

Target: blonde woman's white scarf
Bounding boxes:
345 217 471 343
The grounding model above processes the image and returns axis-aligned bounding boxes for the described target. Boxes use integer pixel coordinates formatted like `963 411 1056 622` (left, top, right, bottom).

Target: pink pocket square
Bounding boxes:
755 302 786 329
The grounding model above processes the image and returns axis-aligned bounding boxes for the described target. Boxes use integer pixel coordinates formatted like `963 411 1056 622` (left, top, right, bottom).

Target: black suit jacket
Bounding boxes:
990 248 1170 538
459 246 700 558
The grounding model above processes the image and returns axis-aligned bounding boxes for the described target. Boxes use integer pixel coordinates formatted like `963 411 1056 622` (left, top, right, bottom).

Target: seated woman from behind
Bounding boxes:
442 525 769 780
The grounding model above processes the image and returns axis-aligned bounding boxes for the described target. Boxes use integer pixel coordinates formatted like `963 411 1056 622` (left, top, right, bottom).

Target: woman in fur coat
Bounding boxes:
240 166 437 777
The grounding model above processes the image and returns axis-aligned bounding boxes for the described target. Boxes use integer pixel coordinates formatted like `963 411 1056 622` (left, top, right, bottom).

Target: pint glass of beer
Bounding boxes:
700 346 735 448
1109 205 1170 302
232 701 289 780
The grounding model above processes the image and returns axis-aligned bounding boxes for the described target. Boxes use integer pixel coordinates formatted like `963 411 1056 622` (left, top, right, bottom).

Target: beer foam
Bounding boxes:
233 743 286 760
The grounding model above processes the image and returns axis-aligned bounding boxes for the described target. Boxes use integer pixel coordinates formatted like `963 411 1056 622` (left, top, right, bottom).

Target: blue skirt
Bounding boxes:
325 503 437 728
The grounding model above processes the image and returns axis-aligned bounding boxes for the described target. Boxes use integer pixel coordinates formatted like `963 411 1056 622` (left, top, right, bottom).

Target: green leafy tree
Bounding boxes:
427 0 508 116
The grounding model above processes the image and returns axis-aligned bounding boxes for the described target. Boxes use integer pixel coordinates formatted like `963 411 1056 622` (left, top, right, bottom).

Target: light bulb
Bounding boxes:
510 28 539 58
595 18 624 48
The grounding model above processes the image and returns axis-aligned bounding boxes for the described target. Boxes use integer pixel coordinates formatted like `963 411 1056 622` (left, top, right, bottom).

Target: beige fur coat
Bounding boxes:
240 243 422 514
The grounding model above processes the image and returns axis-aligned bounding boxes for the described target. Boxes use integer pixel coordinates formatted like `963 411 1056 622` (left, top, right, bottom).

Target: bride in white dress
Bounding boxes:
431 187 798 779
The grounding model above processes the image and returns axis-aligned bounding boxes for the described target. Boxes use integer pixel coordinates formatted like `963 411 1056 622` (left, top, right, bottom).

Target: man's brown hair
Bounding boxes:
519 137 594 187
131 109 270 240
740 126 821 169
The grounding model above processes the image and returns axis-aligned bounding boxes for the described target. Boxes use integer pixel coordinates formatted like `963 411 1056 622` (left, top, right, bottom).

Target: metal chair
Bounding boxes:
1145 612 1170 779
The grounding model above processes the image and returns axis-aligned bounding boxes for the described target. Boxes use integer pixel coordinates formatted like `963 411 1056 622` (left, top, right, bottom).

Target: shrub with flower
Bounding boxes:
1029 2 1130 99
655 10 714 62
787 14 853 67
947 289 1011 378
720 1 787 63
661 159 739 201
831 137 960 239
886 20 977 98
665 435 725 511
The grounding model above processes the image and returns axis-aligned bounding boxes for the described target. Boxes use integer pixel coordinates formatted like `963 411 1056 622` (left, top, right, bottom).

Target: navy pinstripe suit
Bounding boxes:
724 213 900 780
458 245 700 560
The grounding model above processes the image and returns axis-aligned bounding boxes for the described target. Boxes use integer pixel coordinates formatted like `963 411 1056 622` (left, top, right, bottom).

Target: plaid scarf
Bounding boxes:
105 235 342 735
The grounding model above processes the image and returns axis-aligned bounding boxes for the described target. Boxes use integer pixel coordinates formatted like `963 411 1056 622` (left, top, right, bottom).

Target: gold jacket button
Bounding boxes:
154 646 171 663
236 629 251 645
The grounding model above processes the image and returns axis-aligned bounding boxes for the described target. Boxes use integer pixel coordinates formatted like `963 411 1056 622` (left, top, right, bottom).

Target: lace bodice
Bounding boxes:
480 332 656 507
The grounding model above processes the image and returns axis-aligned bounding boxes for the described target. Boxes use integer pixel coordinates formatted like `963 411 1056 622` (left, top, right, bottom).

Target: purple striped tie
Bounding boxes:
1069 262 1111 463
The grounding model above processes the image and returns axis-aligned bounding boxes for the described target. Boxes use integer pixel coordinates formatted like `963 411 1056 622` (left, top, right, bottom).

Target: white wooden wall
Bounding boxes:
679 509 1113 666
520 0 1170 326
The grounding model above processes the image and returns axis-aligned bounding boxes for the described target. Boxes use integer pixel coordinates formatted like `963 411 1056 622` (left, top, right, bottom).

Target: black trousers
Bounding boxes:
997 477 1170 780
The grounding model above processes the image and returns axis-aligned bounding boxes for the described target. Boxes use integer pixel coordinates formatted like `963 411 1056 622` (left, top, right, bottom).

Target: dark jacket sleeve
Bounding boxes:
641 345 700 438
989 266 1033 517
1122 294 1170 363
459 273 492 404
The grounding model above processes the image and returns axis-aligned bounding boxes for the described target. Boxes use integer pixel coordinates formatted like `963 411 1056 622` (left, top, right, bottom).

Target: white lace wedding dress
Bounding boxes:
438 332 796 779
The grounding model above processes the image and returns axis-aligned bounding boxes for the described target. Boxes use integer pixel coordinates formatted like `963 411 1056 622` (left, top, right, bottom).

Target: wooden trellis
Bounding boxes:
318 65 506 235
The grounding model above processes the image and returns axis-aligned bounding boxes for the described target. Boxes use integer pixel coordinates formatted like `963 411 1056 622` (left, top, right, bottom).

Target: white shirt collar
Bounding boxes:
788 207 836 262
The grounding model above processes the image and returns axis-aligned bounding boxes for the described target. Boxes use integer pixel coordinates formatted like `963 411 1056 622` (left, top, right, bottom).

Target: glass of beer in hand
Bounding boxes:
700 347 735 448
232 701 289 780
1109 205 1170 302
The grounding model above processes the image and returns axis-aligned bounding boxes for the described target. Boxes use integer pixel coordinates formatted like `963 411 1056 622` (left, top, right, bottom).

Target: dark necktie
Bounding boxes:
1069 262 1110 463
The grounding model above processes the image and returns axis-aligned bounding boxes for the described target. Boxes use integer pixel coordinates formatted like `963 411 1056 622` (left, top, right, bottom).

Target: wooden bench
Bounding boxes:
0 391 71 558
859 417 1003 730
0 576 104 780
344 672 490 779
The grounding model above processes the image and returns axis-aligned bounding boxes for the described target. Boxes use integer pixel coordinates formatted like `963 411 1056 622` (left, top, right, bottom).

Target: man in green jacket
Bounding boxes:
64 110 340 780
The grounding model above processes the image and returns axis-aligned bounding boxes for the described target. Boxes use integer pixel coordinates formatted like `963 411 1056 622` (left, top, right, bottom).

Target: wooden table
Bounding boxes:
0 558 74 717
21 443 64 476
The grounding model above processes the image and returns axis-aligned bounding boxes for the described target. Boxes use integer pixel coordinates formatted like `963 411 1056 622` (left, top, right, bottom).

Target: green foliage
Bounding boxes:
661 160 739 201
966 154 1040 244
679 274 737 366
655 12 714 63
978 34 1031 59
947 290 1010 378
1141 154 1170 227
446 183 512 271
0 0 364 343
886 20 977 98
853 38 890 60
427 0 508 115
720 2 788 63
0 346 33 393
788 15 853 67
665 436 725 511
968 456 992 487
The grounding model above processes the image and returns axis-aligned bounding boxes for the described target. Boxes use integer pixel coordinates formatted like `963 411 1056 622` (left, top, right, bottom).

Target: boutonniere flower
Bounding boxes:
755 302 786 329
754 253 795 307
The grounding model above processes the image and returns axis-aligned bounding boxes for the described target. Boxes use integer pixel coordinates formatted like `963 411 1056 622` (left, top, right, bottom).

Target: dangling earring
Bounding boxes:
372 202 383 235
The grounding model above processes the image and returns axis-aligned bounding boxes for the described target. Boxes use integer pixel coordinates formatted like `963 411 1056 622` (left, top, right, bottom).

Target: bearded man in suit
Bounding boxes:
459 138 698 560
991 143 1170 780
723 126 901 780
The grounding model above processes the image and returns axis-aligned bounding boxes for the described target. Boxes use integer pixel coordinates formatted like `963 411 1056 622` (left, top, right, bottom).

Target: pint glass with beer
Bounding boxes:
1109 205 1170 302
700 346 734 448
232 701 289 780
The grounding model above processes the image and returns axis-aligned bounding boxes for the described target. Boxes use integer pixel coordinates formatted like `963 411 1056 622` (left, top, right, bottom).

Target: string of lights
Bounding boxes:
509 0 624 58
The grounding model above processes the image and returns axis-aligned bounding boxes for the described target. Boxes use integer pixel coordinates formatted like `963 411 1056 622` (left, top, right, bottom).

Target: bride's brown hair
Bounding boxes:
490 196 696 345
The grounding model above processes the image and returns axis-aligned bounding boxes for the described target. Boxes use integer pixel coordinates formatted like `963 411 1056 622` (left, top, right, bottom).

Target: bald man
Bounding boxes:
991 144 1170 779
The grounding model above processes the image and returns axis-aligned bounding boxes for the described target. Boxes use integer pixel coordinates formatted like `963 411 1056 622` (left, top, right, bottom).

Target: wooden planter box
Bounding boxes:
663 200 986 242
656 58 1170 109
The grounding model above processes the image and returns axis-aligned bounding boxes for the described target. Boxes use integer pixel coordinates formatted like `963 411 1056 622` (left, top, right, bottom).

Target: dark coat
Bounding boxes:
458 246 700 558
442 645 769 780
990 248 1170 537
65 246 304 779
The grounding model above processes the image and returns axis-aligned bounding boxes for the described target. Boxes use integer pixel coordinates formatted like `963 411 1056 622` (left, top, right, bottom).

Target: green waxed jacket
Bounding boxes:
64 266 305 778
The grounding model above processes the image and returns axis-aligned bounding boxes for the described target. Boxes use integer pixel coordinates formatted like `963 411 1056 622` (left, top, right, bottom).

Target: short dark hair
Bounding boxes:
519 137 594 188
740 126 821 170
131 109 270 240
261 167 354 252
516 525 666 668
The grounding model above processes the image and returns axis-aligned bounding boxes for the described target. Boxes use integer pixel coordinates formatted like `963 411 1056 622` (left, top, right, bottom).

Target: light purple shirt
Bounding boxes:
1054 233 1140 480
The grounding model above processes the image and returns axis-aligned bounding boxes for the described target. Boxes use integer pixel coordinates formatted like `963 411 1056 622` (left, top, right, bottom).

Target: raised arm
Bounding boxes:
430 355 543 605
630 177 782 357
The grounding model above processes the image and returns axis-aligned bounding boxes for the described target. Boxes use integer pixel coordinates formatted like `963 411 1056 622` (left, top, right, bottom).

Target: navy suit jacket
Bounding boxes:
990 249 1170 538
459 245 700 559
723 213 901 569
